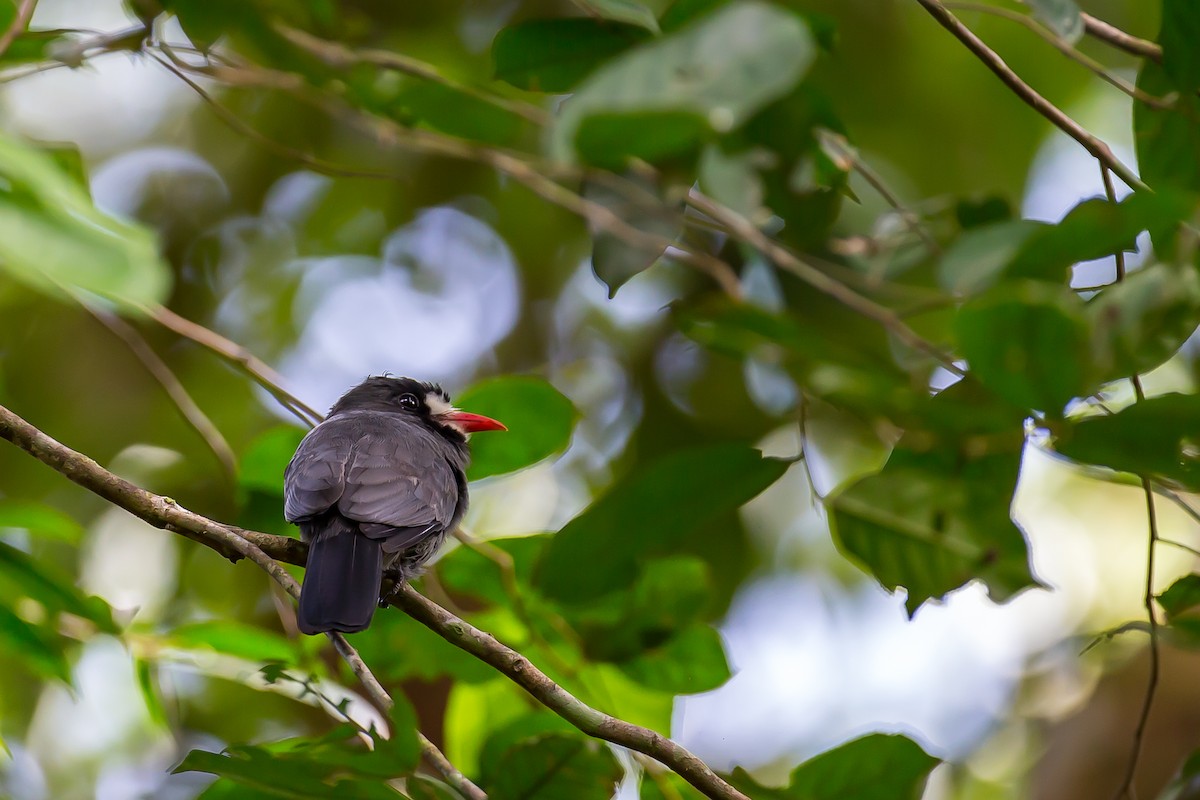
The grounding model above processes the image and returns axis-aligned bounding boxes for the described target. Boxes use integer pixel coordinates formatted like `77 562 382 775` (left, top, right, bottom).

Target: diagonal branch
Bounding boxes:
1081 13 1161 62
0 401 744 800
87 306 238 479
913 0 1147 192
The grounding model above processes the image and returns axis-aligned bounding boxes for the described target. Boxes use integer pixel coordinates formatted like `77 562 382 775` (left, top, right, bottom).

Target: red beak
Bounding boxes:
444 410 507 433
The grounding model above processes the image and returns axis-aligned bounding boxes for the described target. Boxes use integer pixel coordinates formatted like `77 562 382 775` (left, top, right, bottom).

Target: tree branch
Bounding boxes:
87 306 238 479
0 0 37 60
913 0 1148 192
1081 13 1161 62
0 401 741 800
393 584 750 800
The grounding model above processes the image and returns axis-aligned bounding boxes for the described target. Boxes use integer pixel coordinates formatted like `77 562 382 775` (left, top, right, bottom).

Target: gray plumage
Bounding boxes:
284 377 471 635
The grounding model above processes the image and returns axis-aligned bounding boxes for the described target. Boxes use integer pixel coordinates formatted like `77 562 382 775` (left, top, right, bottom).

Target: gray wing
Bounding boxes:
284 413 459 538
339 420 460 538
284 422 353 523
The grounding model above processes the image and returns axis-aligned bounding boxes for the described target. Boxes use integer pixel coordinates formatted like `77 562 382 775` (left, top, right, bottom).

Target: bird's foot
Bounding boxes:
378 568 404 608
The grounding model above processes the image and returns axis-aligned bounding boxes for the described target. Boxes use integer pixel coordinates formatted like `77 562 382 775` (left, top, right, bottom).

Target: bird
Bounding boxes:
283 376 506 634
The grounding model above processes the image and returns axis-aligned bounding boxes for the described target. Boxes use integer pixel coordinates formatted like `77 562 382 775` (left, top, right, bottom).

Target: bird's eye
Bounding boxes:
398 393 420 409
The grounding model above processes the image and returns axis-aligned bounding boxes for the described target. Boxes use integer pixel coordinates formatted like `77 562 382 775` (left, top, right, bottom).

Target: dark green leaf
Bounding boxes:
1006 193 1191 284
585 175 681 296
1159 574 1200 620
437 534 547 607
1135 62 1200 193
618 623 730 692
534 444 788 602
955 281 1091 413
831 447 1034 615
552 2 817 164
391 82 522 147
733 733 939 799
492 19 650 92
1160 0 1200 92
135 657 170 728
1056 393 1200 490
1027 0 1083 44
169 621 296 663
485 733 622 800
576 0 661 34
457 377 576 480
575 110 709 169
198 778 281 799
479 713 578 787
1086 262 1200 380
240 426 306 494
0 500 83 542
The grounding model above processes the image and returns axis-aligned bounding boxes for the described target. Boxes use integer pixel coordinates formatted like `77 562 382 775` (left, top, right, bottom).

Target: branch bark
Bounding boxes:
913 0 1148 192
0 401 745 800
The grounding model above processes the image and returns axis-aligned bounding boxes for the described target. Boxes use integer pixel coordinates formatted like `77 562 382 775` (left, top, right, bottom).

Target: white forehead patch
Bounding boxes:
425 392 454 417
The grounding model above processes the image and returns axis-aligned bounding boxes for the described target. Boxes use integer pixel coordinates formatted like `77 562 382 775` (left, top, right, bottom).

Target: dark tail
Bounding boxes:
297 514 383 635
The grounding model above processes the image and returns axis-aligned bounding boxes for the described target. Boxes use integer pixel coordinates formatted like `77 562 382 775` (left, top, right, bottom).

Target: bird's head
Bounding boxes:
329 376 507 439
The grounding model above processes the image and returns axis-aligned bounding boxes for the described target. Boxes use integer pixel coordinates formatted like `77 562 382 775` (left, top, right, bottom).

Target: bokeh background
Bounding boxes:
0 1 1195 799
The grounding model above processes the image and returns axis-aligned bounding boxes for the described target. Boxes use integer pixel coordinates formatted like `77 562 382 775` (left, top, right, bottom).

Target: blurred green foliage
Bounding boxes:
0 0 1197 798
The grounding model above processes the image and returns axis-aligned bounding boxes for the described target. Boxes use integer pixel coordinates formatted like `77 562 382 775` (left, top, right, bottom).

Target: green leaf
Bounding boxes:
0 541 116 632
733 734 939 799
485 733 622 800
937 220 1043 296
585 175 681 296
534 443 788 602
576 0 661 33
0 603 69 681
0 131 171 311
639 772 707 799
618 624 730 692
445 678 532 777
240 426 307 494
1159 574 1200 620
492 19 651 92
1086 263 1200 380
135 657 170 728
457 377 577 480
1027 0 1083 45
954 281 1091 414
169 621 296 663
1135 63 1200 193
1160 0 1200 92
479 713 578 787
0 499 83 542
404 777 466 800
575 110 709 169
1006 194 1190 284
552 2 817 164
831 447 1034 615
1056 393 1200 491
390 82 522 147
437 534 547 607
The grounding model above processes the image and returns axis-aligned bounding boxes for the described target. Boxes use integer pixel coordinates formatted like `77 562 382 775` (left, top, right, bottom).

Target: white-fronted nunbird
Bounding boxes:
284 376 505 634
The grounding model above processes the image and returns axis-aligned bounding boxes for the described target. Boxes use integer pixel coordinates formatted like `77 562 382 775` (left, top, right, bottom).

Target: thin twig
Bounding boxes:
146 305 324 428
943 2 1173 109
1081 13 1161 62
686 189 964 374
86 306 238 480
1103 163 1155 800
0 0 37 59
149 50 408 184
393 584 750 800
1112 477 1160 800
273 23 548 126
1159 537 1200 560
418 732 488 800
913 0 1148 192
816 130 941 256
